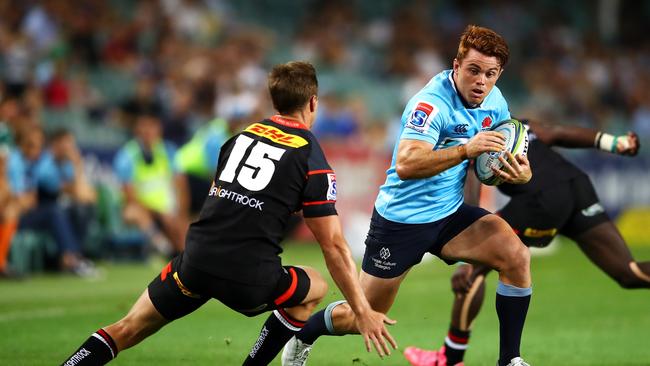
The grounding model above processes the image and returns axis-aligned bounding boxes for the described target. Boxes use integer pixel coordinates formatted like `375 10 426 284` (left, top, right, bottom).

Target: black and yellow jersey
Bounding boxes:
185 115 337 284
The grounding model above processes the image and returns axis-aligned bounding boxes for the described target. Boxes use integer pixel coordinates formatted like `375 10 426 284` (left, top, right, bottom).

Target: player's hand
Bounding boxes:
354 310 397 358
465 131 506 158
617 131 640 156
451 264 474 295
494 152 531 184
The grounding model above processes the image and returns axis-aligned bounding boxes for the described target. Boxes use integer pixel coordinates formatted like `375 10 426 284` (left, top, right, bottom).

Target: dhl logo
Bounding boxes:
244 123 309 148
523 227 557 238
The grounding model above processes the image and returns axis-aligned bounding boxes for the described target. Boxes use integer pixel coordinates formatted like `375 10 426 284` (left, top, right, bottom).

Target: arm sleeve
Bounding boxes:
301 140 337 218
113 148 134 184
400 97 446 146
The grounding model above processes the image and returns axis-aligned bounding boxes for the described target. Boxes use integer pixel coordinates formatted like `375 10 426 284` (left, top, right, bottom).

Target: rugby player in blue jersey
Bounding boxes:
283 25 534 366
404 121 648 366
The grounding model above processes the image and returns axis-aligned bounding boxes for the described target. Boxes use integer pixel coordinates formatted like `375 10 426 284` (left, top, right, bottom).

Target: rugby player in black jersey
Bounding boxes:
61 61 396 366
404 119 649 366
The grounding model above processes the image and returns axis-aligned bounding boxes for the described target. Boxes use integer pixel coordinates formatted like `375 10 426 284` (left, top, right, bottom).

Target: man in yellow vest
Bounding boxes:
113 112 189 255
174 117 229 216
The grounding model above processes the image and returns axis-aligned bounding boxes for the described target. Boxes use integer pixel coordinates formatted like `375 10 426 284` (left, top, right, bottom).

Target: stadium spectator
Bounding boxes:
46 129 98 250
283 25 533 366
61 60 395 366
404 120 650 366
9 124 96 276
113 112 189 256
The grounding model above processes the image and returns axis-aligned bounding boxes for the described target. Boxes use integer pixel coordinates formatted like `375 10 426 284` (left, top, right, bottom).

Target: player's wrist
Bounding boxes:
457 145 468 160
594 132 617 153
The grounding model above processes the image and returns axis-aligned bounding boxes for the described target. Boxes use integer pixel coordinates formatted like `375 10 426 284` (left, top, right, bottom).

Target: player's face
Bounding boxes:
453 48 503 106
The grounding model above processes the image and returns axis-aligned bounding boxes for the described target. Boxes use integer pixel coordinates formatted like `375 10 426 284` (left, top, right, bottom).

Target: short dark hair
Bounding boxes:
49 128 73 143
456 25 510 68
268 61 318 115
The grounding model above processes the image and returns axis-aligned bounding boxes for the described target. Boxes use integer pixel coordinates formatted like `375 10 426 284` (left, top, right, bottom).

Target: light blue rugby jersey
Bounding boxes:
375 69 511 224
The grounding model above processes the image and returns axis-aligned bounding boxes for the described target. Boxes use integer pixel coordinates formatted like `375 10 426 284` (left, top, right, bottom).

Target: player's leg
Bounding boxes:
562 175 650 289
283 269 407 366
61 255 208 365
244 266 327 365
404 263 493 366
569 221 650 288
441 213 531 366
284 210 424 365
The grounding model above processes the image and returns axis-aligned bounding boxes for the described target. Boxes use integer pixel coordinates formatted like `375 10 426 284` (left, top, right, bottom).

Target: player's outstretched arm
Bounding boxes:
525 119 640 155
304 215 398 357
395 133 505 180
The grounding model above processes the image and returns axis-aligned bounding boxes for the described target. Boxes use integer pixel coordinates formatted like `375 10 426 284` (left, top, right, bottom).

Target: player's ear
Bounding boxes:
309 95 317 113
453 58 460 72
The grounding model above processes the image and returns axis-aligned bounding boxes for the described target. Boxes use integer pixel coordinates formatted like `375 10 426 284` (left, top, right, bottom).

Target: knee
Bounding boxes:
496 236 530 274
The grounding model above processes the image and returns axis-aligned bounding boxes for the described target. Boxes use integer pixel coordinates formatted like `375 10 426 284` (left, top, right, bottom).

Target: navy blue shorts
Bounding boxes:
361 204 490 278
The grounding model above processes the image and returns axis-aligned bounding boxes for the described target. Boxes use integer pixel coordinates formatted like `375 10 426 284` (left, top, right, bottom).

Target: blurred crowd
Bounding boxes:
0 0 648 277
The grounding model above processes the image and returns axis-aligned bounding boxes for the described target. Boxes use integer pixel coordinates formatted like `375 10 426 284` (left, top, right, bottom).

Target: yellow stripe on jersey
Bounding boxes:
244 123 309 148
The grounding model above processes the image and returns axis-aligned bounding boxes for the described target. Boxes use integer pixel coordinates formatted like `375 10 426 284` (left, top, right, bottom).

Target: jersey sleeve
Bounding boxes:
301 139 337 218
400 95 447 146
113 147 134 184
493 86 511 122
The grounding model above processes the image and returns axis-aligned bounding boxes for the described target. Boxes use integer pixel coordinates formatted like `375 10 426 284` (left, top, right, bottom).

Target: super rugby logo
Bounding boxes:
326 173 337 201
406 102 438 132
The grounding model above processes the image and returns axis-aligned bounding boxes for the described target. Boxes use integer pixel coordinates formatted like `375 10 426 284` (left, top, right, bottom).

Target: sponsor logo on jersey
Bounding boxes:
482 116 493 129
581 203 605 217
326 173 337 201
523 227 558 238
244 123 308 148
406 101 438 133
209 182 264 211
453 124 469 135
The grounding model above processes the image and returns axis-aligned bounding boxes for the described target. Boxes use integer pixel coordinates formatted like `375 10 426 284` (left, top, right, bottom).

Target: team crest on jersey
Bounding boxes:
326 173 337 201
482 116 492 130
406 102 438 133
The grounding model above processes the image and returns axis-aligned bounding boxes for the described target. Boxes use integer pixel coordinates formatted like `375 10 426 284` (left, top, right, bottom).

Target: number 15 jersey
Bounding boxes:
184 115 337 285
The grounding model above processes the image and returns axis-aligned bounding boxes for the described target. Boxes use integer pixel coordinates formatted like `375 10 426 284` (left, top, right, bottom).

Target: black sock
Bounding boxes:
61 329 118 366
495 281 531 366
296 300 346 345
243 309 305 365
296 309 328 345
444 326 470 365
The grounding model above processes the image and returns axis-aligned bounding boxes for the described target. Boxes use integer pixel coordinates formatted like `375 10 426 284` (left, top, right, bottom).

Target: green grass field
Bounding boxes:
1 240 649 365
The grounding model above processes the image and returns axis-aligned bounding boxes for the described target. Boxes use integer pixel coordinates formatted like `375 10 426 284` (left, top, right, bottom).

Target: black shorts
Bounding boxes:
499 174 609 248
361 203 490 278
148 253 311 320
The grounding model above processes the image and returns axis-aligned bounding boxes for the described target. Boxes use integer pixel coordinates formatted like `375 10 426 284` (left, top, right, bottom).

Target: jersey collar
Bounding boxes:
270 115 309 130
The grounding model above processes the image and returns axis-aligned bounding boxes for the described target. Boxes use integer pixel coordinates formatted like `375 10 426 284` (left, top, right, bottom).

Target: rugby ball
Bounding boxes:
474 119 528 185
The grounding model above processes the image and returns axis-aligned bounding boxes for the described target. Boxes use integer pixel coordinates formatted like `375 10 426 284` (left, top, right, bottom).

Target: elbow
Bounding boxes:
395 163 413 180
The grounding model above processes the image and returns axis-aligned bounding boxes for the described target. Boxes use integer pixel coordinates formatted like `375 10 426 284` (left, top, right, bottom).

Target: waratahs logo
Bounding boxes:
482 116 492 129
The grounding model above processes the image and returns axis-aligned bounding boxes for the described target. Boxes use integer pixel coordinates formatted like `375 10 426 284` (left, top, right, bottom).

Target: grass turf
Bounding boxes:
1 240 649 365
